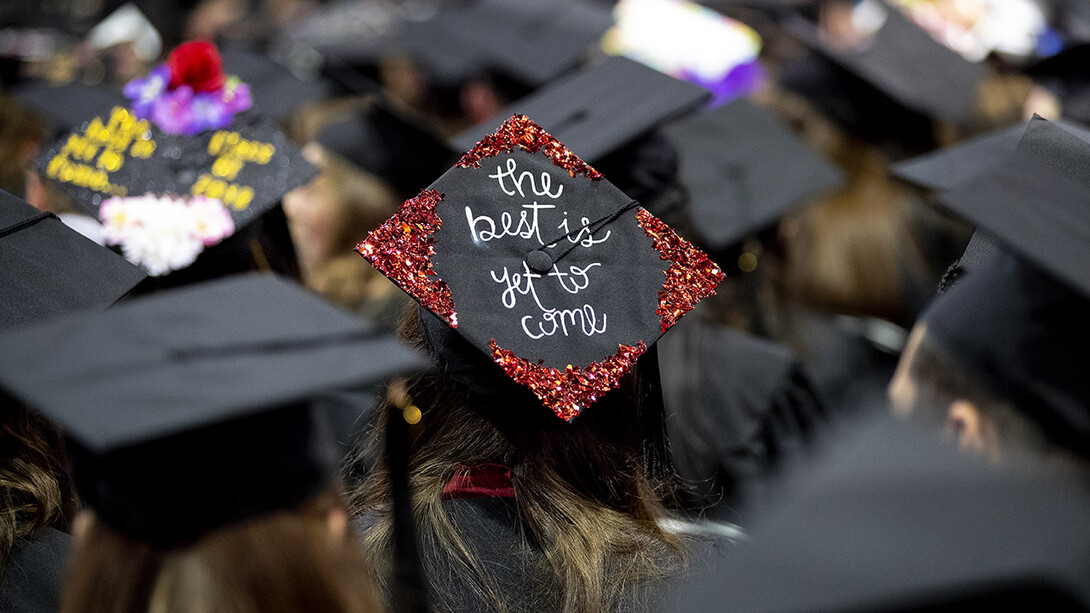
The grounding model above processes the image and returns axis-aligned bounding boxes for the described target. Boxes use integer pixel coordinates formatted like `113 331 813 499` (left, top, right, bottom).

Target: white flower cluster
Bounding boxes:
99 194 235 276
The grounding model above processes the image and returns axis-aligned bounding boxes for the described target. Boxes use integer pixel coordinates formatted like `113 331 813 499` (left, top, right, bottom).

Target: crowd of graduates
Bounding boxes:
2 0 1090 611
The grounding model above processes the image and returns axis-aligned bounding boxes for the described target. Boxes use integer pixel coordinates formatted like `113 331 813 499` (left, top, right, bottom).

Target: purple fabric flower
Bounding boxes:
122 62 254 134
222 81 252 114
682 60 765 108
123 64 170 119
150 87 196 135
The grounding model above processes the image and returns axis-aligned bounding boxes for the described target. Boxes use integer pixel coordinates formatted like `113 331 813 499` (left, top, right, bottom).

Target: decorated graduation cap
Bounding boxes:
662 97 843 252
358 115 723 421
0 189 146 331
0 274 425 546
917 115 1090 452
33 40 317 277
891 118 1090 192
452 56 711 163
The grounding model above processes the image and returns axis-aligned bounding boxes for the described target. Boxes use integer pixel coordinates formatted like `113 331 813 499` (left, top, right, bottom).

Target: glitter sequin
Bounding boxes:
490 340 647 422
636 208 724 332
457 114 602 180
356 189 457 326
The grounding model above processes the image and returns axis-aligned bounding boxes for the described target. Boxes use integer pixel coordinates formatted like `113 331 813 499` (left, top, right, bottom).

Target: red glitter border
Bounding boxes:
490 340 647 422
635 208 724 332
457 114 602 180
356 188 457 327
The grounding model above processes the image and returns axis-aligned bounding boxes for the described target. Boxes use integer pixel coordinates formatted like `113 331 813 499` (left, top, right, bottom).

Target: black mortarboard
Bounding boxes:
783 9 984 125
891 118 1090 191
0 274 425 546
916 115 1090 451
662 98 843 251
930 115 1090 298
219 47 335 122
358 115 723 421
403 0 614 88
0 189 146 331
663 416 1090 611
316 99 457 201
452 56 711 163
31 41 317 278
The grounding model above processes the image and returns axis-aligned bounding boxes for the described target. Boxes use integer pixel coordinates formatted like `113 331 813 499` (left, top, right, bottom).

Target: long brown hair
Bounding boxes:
0 404 75 572
61 491 382 613
347 312 685 613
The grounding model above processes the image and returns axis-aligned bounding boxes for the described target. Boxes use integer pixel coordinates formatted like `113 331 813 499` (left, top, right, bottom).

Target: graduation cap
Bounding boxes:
891 118 1090 191
453 55 711 162
31 41 317 277
403 0 614 88
661 416 1090 611
219 47 335 122
0 274 425 546
781 8 984 149
784 8 984 124
316 98 457 201
358 114 723 421
913 115 1090 452
662 97 843 251
0 188 146 331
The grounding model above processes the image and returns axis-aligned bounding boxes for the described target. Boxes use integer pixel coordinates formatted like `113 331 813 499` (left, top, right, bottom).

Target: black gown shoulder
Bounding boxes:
0 527 71 613
658 317 826 517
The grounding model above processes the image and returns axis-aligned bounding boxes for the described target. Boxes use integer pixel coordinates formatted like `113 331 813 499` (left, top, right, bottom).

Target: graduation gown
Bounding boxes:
657 317 826 518
0 527 70 613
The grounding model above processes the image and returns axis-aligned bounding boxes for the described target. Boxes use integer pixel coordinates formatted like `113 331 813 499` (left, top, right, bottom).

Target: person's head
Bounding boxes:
62 489 379 613
0 403 75 571
890 252 1090 478
282 143 399 283
0 275 426 613
889 323 1054 463
348 308 684 612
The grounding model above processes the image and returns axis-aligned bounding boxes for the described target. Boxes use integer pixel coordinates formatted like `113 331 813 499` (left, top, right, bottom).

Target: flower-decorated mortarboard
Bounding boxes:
32 40 317 276
358 115 723 421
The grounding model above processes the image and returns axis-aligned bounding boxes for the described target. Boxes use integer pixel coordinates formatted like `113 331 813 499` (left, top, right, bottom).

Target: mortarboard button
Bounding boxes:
359 114 723 421
0 189 146 331
0 273 426 546
452 56 711 163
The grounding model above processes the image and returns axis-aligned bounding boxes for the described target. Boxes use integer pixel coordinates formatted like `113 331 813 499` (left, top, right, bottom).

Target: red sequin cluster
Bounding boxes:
636 208 724 332
356 189 457 326
457 114 602 180
490 340 647 422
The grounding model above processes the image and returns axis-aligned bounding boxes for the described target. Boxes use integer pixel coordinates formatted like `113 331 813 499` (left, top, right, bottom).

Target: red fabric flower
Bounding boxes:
167 40 226 93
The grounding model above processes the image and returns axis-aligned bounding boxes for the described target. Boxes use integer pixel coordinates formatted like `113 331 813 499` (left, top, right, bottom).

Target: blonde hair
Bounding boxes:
62 492 382 613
